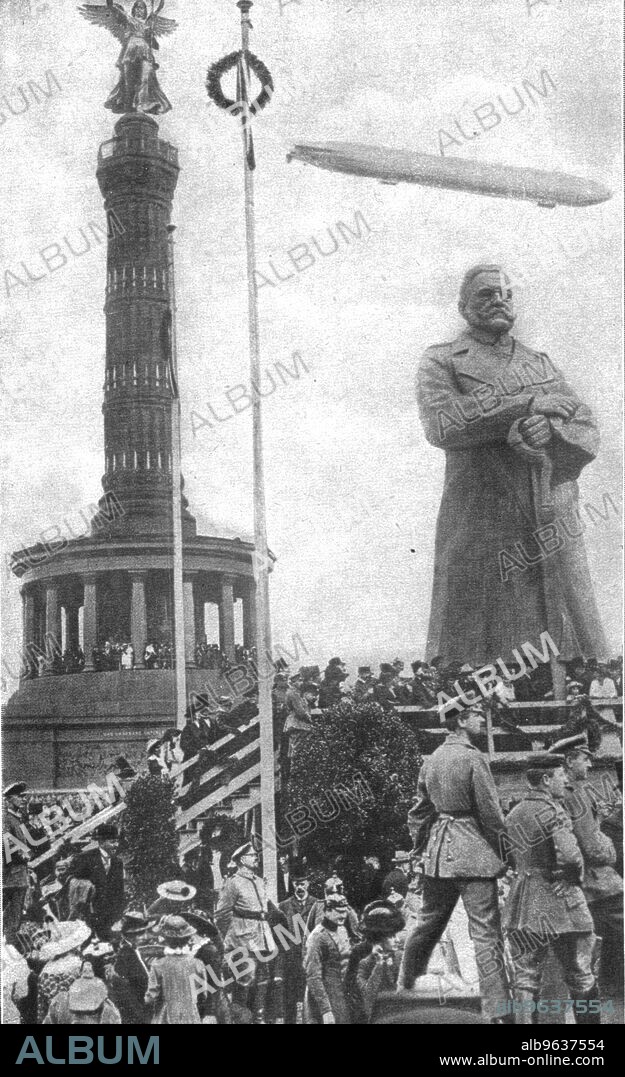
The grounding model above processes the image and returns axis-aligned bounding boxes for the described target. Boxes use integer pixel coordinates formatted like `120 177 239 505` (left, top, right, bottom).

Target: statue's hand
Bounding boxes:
530 395 578 419
519 415 552 448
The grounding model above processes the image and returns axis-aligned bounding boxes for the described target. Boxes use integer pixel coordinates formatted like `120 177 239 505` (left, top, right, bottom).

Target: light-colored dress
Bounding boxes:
2 942 30 1023
145 949 208 1024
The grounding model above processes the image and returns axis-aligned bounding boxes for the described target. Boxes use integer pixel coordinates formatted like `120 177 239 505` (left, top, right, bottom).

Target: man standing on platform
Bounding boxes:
2 781 30 945
556 734 624 997
417 264 607 676
503 753 599 1024
398 702 512 1023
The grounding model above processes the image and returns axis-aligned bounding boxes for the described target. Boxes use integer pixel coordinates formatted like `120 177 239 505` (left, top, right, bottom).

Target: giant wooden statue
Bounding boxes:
417 264 607 672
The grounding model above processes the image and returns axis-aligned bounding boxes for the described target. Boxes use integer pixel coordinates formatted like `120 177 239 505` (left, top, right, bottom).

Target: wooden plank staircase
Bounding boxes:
29 698 621 866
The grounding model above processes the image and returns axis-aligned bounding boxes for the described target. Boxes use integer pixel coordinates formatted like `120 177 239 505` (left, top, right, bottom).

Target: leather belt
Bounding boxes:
436 811 473 820
233 907 268 921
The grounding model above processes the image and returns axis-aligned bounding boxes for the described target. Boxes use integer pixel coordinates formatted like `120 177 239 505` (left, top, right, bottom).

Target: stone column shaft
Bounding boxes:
183 574 196 667
45 584 62 665
130 572 148 663
219 578 236 662
66 605 80 650
242 581 258 651
83 575 97 672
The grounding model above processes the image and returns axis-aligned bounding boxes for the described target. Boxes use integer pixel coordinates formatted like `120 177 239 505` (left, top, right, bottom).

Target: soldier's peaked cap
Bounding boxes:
4 781 27 797
548 733 593 757
525 752 566 770
232 842 257 862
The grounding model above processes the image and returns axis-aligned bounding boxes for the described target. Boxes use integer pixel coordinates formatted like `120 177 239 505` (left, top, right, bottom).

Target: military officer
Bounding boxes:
3 781 30 944
554 734 623 996
503 753 599 1025
214 842 278 1023
398 702 512 1022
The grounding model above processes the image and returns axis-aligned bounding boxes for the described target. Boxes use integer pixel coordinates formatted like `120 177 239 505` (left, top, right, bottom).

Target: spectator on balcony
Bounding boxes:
144 642 158 670
589 663 619 724
318 658 348 708
282 676 314 779
353 666 375 703
121 644 134 671
374 664 400 709
410 661 438 707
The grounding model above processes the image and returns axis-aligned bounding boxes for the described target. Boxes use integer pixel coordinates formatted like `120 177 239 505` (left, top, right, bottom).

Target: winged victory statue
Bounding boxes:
79 0 177 115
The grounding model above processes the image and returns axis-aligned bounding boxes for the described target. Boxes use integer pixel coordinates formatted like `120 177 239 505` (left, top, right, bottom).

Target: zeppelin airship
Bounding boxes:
286 142 612 208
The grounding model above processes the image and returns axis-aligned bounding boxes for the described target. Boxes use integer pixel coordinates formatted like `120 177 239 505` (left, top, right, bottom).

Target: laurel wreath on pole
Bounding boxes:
206 50 274 116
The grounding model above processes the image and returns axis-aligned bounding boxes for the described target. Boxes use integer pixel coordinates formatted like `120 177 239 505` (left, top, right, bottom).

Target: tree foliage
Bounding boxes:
121 775 179 905
286 700 423 876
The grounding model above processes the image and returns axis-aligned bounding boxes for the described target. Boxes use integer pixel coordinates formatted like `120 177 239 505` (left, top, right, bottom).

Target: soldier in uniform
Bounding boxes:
503 753 599 1024
398 702 512 1023
555 733 624 996
214 841 278 1024
2 781 30 945
303 893 352 1024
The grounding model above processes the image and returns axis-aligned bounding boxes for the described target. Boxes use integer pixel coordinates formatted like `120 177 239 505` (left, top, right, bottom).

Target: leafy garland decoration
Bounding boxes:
206 50 274 116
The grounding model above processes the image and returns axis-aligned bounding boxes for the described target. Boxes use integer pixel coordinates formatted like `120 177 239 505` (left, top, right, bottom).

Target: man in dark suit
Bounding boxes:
278 860 316 1025
84 823 125 939
382 851 412 899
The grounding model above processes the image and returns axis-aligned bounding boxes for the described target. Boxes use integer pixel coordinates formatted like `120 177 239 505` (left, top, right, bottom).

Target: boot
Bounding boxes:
574 984 602 1025
513 989 539 1025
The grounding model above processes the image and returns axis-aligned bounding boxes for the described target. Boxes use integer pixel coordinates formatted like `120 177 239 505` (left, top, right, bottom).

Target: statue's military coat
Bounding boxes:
417 327 607 665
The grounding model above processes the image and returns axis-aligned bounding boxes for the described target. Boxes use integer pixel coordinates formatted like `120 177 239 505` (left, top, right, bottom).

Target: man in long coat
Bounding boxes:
215 842 279 1023
2 781 30 945
398 703 512 1022
503 753 599 1024
558 734 623 995
82 824 125 939
417 264 607 668
303 894 352 1025
279 862 317 1024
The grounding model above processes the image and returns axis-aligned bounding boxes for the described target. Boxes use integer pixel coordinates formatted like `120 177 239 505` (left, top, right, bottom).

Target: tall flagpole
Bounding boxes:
167 225 187 731
237 0 277 901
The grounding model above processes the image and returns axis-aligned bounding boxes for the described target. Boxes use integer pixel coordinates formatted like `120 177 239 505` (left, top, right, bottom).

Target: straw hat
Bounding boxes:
39 921 91 963
156 880 197 902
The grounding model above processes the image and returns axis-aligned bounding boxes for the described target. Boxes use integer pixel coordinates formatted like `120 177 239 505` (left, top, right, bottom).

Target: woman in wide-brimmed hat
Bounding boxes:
345 902 405 1024
147 880 197 918
144 916 209 1024
36 920 91 1023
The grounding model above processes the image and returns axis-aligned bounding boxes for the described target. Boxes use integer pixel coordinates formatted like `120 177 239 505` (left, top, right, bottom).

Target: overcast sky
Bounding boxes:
1 0 622 695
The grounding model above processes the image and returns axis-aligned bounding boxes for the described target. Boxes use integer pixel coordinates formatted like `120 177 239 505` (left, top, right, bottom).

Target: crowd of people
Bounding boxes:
3 648 622 1025
3 710 623 1026
34 638 257 676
